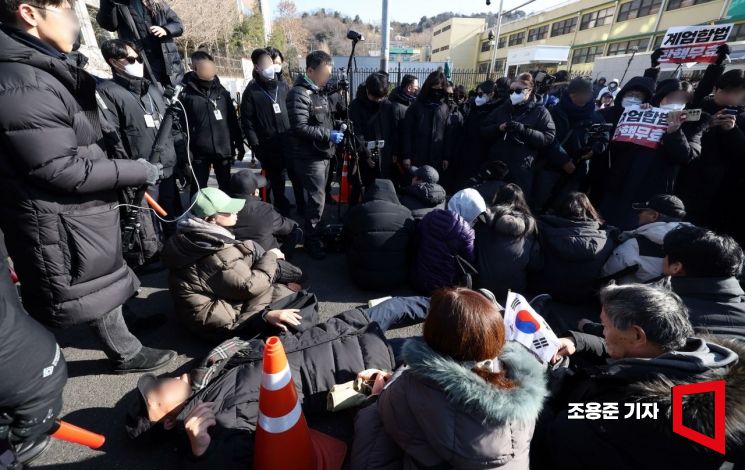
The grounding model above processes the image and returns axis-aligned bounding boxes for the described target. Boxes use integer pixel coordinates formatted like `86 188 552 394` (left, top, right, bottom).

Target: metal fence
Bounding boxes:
290 66 502 99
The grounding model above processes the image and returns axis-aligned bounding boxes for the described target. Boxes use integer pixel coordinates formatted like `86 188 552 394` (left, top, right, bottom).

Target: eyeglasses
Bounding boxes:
121 55 144 65
27 4 78 22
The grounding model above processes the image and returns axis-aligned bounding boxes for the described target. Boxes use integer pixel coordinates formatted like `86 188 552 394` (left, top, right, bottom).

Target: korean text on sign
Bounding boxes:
611 106 668 150
659 24 733 64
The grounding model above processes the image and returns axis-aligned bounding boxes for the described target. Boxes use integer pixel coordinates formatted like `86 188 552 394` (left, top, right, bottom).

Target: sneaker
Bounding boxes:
114 347 177 375
14 435 51 465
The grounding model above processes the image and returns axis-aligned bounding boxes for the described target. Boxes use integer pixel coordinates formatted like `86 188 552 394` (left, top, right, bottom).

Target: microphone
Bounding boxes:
340 123 348 132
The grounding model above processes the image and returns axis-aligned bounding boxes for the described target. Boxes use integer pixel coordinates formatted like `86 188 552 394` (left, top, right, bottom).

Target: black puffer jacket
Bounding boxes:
97 0 185 87
240 75 290 168
398 182 447 220
286 75 334 160
179 72 243 159
97 73 178 176
344 179 415 291
474 205 539 303
670 276 745 341
0 231 67 444
481 97 556 199
456 99 502 189
531 215 615 303
386 86 414 158
402 95 457 167
0 26 146 327
230 179 298 251
175 308 396 468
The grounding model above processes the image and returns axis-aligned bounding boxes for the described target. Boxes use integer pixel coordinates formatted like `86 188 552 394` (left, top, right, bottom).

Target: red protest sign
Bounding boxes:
612 106 668 150
659 24 733 64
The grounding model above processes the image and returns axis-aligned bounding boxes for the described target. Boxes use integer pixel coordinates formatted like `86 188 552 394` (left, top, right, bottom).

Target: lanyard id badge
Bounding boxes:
214 109 223 120
144 114 156 128
273 103 281 114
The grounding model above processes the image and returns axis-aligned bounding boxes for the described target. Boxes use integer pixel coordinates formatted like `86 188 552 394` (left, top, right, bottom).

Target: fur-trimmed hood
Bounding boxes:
626 337 745 447
481 205 537 238
401 339 548 424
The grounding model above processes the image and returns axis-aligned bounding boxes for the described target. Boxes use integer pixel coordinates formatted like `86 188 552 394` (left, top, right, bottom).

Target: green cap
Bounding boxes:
191 187 245 218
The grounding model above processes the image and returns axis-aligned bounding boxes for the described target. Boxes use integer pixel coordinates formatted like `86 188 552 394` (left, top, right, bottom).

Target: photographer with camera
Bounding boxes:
348 72 398 205
534 78 608 212
98 39 181 254
480 73 556 202
541 69 569 108
287 50 338 259
0 1 176 374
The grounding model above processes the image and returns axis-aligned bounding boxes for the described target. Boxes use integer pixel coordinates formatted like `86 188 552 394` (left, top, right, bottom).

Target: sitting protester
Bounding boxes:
126 308 395 467
662 225 745 341
475 184 538 303
602 194 688 284
536 284 743 470
470 160 510 205
161 188 309 341
344 179 415 291
531 192 615 304
229 170 303 259
411 189 486 294
351 288 548 469
398 165 446 220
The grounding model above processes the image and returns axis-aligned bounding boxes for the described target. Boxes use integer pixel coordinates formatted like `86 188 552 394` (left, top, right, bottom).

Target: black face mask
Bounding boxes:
431 89 446 101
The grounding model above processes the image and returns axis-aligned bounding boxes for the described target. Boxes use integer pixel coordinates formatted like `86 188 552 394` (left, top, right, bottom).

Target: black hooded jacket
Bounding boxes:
474 205 539 302
344 179 415 291
398 182 447 220
349 90 399 179
97 72 178 177
530 214 615 303
387 87 415 158
0 25 146 326
670 276 745 341
97 0 185 87
179 72 243 159
402 95 458 167
457 99 502 188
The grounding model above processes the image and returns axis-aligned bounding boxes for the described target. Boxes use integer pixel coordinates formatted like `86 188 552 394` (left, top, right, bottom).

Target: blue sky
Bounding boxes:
274 0 565 24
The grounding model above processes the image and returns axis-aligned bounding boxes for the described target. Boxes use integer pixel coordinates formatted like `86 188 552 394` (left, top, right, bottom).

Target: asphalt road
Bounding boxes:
29 164 420 469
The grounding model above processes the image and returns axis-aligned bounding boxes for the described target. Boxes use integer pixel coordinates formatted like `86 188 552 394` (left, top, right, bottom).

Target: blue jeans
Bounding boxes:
366 296 431 332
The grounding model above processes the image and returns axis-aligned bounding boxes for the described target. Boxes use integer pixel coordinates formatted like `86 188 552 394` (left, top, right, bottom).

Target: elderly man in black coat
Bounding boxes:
0 2 175 374
662 225 745 341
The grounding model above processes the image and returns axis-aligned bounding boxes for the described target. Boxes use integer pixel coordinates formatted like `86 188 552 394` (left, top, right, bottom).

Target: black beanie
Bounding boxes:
567 77 592 95
652 78 683 107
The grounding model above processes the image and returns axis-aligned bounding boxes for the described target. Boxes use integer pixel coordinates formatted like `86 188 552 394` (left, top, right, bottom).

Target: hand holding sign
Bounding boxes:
659 24 733 64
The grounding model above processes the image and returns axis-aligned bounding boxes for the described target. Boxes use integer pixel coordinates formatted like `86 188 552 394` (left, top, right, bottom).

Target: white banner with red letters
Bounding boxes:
612 106 669 150
658 24 733 64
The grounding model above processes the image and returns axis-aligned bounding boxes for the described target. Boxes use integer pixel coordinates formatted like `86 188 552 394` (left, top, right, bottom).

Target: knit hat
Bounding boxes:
412 165 440 184
567 77 593 95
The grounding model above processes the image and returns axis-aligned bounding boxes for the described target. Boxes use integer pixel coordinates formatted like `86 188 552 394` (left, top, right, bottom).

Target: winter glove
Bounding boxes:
716 43 731 65
136 159 162 186
650 48 663 68
329 130 344 145
506 121 525 134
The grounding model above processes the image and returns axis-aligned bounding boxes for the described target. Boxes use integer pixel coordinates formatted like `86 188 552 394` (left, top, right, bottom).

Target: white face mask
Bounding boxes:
273 63 283 74
621 96 642 109
124 61 144 78
510 92 526 106
474 95 488 107
261 67 276 80
660 102 686 111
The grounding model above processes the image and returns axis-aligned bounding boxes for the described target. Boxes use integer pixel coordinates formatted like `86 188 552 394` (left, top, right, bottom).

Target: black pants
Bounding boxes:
191 156 232 196
257 156 291 216
157 175 181 238
293 158 330 234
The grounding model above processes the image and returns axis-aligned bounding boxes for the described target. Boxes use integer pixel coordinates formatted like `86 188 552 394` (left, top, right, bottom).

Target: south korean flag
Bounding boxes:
503 291 561 364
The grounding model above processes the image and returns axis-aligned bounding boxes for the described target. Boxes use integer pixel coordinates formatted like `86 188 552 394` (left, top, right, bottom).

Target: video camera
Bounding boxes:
579 122 613 159
533 71 556 95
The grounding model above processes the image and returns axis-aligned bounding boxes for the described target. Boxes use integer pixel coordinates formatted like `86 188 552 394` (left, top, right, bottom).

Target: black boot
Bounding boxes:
114 347 177 375
14 435 51 465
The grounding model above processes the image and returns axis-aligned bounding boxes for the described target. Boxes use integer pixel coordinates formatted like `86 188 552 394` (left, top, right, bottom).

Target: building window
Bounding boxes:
432 47 439 54
440 45 449 51
478 62 490 73
433 29 441 36
580 7 615 30
617 0 663 22
481 40 492 52
667 0 716 10
508 31 525 46
528 25 549 42
498 36 506 48
572 45 605 64
551 17 577 37
607 37 650 55
731 23 745 42
653 34 664 49
441 25 451 32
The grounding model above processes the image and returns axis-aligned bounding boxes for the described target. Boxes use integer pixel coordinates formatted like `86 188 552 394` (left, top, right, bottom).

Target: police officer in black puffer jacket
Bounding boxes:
286 51 341 259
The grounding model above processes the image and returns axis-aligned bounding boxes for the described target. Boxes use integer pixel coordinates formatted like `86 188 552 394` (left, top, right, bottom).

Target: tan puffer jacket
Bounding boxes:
161 217 293 339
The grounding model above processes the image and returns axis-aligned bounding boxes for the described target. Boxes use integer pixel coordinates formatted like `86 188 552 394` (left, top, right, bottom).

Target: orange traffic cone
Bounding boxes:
50 420 105 449
253 337 347 470
338 154 350 204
